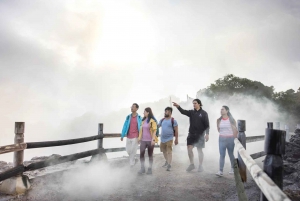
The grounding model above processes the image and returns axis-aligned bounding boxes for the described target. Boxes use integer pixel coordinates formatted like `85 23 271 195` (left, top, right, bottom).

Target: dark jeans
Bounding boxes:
140 141 154 168
219 137 235 172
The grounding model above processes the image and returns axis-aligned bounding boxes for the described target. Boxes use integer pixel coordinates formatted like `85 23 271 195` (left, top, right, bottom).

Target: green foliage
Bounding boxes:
197 74 300 124
197 74 274 100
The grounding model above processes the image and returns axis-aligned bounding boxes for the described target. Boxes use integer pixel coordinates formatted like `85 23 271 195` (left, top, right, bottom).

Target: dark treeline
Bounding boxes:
197 74 300 127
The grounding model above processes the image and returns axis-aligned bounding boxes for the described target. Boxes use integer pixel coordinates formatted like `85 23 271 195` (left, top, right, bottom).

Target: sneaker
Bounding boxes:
138 167 145 174
216 171 223 177
186 164 195 172
198 165 204 172
162 161 168 168
146 168 152 175
229 168 234 174
166 164 171 171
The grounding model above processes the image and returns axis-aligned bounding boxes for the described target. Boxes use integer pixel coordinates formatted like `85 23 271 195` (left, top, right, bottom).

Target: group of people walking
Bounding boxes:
121 99 238 177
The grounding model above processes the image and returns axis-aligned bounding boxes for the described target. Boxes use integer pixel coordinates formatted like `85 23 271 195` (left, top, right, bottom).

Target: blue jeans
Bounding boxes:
219 137 235 172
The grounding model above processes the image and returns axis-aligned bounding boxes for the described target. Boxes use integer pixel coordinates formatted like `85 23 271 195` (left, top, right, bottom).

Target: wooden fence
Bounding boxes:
0 121 294 200
233 121 291 201
0 122 179 185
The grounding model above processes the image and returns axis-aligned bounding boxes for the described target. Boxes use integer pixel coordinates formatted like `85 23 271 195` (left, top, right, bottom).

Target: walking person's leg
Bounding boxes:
217 137 226 176
160 142 168 167
197 134 205 172
186 134 196 172
139 141 146 174
186 145 195 171
132 137 139 165
126 138 133 165
147 141 154 174
166 140 173 171
197 147 204 171
226 138 235 174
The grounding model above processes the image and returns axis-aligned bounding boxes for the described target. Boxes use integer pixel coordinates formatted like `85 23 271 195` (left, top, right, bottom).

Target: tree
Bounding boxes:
197 74 300 125
197 74 274 100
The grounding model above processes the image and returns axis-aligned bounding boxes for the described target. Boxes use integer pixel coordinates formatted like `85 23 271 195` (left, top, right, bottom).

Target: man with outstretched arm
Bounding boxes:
121 103 142 167
157 107 179 171
172 99 210 172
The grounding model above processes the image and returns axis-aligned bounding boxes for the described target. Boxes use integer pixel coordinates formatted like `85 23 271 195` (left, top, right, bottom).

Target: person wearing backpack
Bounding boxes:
138 107 158 175
121 103 142 167
157 107 178 171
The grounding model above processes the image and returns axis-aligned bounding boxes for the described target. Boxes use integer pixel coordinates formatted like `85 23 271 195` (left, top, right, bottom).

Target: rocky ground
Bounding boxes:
283 129 300 201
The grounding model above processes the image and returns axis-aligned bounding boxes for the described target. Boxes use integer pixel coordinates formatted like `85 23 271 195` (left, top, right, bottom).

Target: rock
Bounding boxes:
284 161 296 175
31 156 49 161
48 154 62 160
283 179 294 185
0 161 7 166
287 157 299 163
286 172 300 182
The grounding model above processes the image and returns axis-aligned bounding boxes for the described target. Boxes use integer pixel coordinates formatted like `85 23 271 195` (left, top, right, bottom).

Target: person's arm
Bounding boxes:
150 120 157 145
174 126 178 145
157 119 161 128
172 102 191 117
204 112 210 142
121 116 129 141
138 121 143 144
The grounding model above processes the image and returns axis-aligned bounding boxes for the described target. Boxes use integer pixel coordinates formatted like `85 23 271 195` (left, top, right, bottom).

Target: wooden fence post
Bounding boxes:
90 123 107 162
260 124 286 201
0 122 30 195
233 159 248 201
14 122 25 169
237 120 247 182
275 122 280 129
285 125 290 142
267 122 273 129
98 123 104 149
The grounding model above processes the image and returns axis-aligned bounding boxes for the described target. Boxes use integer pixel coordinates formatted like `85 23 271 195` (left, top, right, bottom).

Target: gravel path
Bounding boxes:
0 152 265 201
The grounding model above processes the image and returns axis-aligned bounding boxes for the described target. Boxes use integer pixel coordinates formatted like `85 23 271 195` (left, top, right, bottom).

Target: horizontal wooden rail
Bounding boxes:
250 151 266 160
0 143 27 154
0 148 105 182
246 135 265 143
104 133 186 138
26 135 102 149
234 138 291 201
103 133 122 138
25 148 105 171
0 165 25 182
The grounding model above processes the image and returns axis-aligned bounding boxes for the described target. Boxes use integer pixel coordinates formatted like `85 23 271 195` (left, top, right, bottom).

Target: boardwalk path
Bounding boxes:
0 151 261 201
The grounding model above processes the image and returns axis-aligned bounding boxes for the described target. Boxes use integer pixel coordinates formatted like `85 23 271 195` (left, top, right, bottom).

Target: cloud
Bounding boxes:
0 0 299 162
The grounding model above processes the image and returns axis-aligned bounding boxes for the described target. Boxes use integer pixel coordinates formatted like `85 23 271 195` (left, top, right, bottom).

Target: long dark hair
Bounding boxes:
220 106 236 126
142 107 157 123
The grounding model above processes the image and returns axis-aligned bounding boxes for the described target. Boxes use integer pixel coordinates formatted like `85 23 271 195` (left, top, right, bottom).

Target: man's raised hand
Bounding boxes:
172 102 180 108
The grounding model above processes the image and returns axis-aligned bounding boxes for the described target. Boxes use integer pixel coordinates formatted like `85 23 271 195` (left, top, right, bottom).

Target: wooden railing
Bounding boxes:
234 121 291 201
0 122 186 187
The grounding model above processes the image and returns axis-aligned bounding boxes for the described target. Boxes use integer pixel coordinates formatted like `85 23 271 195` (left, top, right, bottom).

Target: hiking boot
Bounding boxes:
146 168 152 175
186 164 195 172
198 165 204 172
229 168 234 174
166 164 171 171
138 167 145 174
162 161 168 168
216 171 223 177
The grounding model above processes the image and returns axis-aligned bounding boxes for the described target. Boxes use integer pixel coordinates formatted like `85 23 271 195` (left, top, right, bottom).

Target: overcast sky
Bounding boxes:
1 0 300 124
